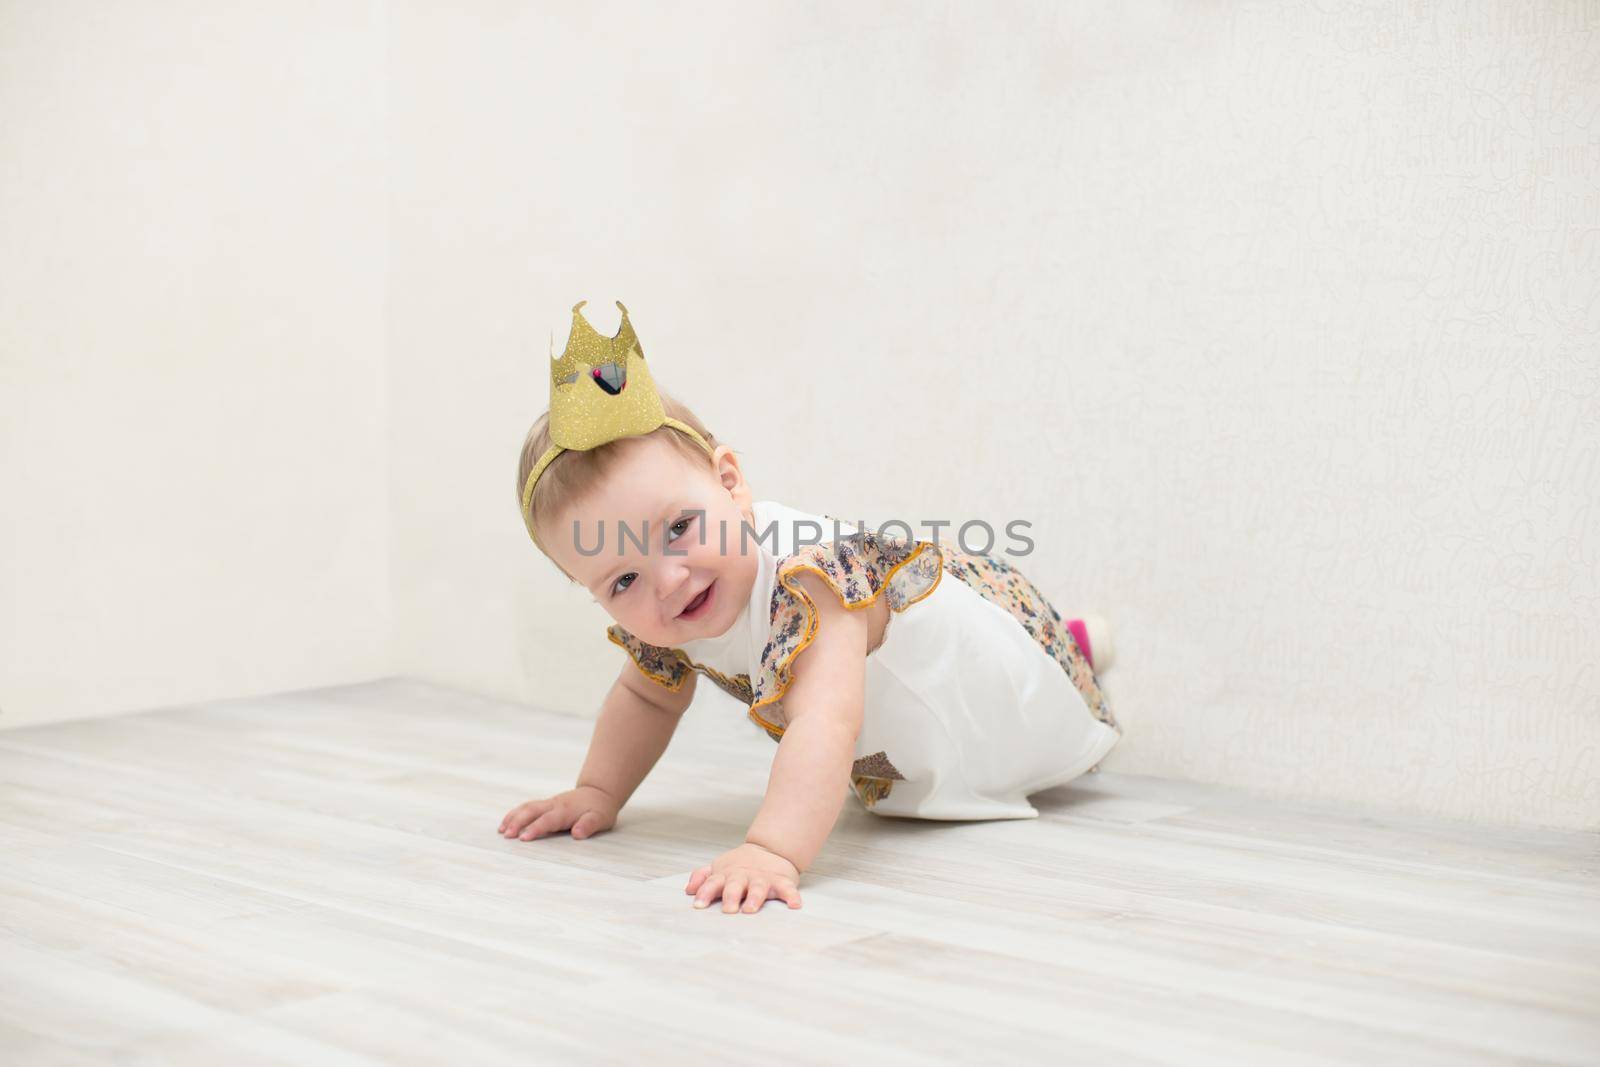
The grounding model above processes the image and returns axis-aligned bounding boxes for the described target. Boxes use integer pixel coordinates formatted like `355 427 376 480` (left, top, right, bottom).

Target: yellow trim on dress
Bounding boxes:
745 540 944 738
607 625 753 705
605 627 689 690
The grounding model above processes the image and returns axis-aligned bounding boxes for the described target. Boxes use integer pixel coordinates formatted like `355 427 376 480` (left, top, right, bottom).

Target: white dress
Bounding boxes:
608 499 1120 820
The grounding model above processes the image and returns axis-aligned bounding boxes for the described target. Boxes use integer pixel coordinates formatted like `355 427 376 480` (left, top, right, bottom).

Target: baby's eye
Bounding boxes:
612 573 636 596
666 515 694 542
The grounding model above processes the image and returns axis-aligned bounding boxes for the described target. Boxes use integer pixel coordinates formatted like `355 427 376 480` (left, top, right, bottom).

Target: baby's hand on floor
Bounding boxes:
499 786 618 841
686 842 803 914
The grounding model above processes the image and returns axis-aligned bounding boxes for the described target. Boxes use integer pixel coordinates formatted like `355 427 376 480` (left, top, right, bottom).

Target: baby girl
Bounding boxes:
499 300 1120 915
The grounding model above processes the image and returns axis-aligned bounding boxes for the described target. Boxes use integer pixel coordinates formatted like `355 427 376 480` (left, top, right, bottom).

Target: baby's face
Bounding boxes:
542 434 760 649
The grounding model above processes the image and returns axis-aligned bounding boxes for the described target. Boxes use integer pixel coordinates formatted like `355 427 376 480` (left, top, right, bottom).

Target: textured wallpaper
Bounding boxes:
389 1 1598 829
0 2 393 731
972 0 1600 831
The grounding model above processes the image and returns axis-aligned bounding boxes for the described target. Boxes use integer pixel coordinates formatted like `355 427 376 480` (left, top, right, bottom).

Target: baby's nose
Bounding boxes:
661 568 693 603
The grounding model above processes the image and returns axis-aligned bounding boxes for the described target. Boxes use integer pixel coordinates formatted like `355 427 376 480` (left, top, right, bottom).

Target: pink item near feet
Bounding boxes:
1064 614 1113 672
1066 618 1095 668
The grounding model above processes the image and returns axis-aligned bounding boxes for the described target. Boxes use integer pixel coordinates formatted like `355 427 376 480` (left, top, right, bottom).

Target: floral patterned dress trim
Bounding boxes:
605 625 755 705
605 625 692 691
747 525 943 738
695 664 755 707
849 749 907 809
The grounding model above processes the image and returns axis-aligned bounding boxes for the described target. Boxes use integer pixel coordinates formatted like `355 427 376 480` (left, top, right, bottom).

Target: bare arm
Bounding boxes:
743 570 867 872
577 662 698 811
501 660 696 842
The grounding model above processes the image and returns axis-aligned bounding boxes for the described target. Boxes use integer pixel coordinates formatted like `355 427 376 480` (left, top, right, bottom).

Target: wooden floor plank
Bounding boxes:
1 677 1595 1065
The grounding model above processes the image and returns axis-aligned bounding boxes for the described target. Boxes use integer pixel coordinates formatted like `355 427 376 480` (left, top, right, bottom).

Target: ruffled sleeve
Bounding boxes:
747 528 943 738
606 624 693 691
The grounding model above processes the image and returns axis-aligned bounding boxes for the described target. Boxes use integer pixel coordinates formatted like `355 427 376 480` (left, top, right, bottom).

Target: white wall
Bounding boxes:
0 1 392 727
388 1 1598 830
3 3 1593 830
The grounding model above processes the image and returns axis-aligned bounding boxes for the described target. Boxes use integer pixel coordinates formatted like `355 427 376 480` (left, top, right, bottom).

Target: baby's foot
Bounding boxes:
1064 613 1114 672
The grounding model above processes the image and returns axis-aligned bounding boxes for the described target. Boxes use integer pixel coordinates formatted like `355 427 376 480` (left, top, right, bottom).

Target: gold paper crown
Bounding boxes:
520 299 714 547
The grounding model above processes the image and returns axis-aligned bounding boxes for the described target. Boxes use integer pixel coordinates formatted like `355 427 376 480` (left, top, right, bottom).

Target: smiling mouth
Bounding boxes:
679 582 714 619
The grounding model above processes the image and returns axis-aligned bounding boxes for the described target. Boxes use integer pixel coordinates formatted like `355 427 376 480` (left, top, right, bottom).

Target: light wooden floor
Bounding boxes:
1 678 1596 1066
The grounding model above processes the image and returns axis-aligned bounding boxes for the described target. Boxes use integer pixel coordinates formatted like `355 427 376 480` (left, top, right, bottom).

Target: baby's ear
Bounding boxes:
711 444 746 488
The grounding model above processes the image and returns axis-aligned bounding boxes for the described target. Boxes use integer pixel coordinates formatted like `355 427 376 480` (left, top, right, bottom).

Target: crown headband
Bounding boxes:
521 300 714 548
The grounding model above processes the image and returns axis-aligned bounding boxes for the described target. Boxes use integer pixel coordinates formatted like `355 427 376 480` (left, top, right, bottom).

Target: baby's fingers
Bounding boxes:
517 808 570 841
777 881 803 909
692 873 726 908
500 800 549 837
721 874 750 913
685 866 712 895
741 878 770 913
570 810 608 840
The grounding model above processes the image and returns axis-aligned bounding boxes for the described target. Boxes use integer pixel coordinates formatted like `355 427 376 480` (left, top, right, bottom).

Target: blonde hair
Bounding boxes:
516 387 722 583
